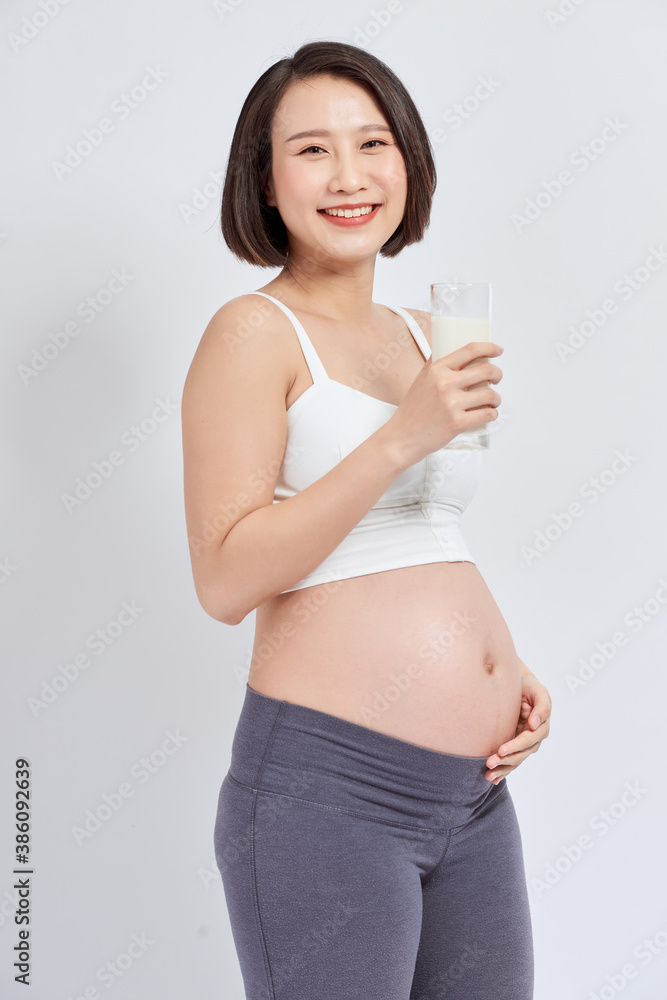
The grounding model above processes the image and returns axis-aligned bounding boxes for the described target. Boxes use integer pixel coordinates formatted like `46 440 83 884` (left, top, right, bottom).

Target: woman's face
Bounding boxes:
264 74 408 263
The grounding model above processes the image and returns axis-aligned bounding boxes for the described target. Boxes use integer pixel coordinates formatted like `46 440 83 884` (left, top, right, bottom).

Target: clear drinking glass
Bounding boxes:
430 282 492 449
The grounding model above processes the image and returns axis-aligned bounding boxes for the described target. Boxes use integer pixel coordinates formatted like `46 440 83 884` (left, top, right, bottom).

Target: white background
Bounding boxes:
2 1 666 998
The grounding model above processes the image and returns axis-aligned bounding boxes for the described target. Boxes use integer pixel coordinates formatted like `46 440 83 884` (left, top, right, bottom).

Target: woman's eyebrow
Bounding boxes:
285 123 393 143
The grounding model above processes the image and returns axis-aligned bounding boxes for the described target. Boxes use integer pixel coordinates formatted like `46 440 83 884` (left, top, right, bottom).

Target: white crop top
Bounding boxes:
251 292 484 594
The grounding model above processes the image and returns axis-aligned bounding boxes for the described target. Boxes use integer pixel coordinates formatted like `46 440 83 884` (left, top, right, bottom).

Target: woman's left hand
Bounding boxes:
485 665 552 784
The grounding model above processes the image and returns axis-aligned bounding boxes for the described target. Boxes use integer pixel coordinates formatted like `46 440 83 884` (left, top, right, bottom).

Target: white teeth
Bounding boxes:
322 205 375 218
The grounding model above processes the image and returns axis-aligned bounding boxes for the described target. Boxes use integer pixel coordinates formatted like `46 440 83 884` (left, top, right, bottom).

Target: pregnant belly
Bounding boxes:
249 561 523 757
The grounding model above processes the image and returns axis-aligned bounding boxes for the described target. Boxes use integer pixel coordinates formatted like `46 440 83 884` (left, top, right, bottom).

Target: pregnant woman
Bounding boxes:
182 40 551 1000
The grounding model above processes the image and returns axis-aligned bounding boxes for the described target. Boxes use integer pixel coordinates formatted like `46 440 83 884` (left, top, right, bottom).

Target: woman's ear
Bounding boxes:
264 178 275 207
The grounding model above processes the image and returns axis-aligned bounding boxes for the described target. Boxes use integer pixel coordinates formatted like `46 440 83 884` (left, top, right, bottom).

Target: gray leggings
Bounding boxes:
214 683 534 999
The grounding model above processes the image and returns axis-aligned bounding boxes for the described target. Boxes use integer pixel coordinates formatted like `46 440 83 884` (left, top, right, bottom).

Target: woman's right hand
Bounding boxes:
384 342 504 468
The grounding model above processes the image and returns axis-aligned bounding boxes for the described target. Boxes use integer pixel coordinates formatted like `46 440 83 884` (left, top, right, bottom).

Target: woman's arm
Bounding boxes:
485 658 553 783
182 296 410 626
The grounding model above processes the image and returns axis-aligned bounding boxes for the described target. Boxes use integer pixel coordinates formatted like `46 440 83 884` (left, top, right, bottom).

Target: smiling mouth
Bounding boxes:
318 204 380 218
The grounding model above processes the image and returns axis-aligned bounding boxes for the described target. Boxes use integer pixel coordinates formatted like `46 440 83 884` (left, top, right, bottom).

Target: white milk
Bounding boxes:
430 316 490 360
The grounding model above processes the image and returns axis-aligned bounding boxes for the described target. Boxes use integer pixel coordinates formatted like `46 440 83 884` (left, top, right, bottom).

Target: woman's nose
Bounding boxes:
327 151 368 193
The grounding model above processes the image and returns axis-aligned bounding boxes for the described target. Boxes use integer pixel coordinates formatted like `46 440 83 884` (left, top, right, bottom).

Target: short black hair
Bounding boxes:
220 40 437 268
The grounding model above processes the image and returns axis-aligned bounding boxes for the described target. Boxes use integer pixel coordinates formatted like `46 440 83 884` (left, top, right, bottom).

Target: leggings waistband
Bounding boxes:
228 683 500 831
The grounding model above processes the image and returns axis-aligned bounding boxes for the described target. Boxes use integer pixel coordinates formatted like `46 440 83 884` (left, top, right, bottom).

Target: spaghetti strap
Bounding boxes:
385 304 432 361
249 291 329 383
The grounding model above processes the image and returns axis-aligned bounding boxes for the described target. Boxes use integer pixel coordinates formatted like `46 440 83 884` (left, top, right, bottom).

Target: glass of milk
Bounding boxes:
430 282 492 449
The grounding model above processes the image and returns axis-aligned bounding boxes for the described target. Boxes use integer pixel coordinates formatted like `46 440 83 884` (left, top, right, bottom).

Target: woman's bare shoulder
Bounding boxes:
182 291 295 411
205 291 287 332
